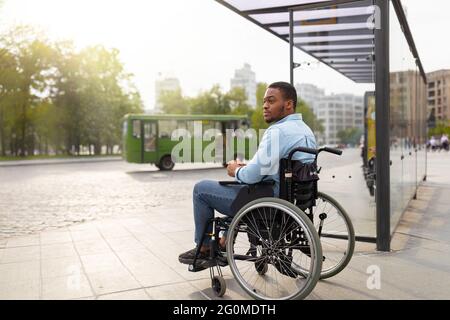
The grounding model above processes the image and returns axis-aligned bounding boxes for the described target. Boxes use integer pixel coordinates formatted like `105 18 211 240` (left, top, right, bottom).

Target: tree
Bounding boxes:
428 120 450 138
251 82 269 131
158 89 189 114
337 127 363 146
297 99 324 134
226 87 250 115
0 25 143 157
190 84 231 115
0 25 55 156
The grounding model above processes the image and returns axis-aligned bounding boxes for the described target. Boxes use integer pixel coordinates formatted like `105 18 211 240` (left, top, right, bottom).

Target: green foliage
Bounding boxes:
158 89 189 114
297 99 324 134
0 25 143 157
429 120 450 138
156 81 324 137
337 127 363 146
252 82 269 131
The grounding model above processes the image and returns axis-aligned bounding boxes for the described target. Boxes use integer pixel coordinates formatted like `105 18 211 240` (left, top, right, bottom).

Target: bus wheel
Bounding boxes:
158 155 175 171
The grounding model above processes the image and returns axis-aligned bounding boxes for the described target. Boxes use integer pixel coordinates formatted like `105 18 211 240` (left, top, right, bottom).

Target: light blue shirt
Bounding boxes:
235 113 317 196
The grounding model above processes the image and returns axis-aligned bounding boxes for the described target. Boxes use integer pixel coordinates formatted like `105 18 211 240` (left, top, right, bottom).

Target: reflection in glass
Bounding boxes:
389 1 427 233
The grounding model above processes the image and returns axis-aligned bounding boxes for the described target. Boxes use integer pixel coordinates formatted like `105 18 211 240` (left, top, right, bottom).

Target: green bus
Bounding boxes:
122 114 256 170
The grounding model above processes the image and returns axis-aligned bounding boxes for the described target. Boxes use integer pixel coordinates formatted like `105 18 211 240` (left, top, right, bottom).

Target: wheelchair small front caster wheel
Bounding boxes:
211 276 226 297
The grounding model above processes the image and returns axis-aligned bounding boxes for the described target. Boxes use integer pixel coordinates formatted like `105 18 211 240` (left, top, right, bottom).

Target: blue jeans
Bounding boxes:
193 180 245 246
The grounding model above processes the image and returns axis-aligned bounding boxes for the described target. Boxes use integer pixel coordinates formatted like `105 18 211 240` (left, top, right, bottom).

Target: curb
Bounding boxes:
0 157 123 167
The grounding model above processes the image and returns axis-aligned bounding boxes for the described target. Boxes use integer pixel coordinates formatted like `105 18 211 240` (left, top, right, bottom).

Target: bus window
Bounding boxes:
158 120 177 138
187 121 202 138
144 122 157 152
177 121 187 130
132 120 141 138
122 121 128 137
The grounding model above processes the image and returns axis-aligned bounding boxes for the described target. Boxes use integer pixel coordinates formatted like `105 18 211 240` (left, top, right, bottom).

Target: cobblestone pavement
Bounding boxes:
0 149 362 240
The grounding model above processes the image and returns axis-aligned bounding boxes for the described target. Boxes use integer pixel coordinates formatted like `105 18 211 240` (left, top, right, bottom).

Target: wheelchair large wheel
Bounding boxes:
226 198 322 300
311 192 355 279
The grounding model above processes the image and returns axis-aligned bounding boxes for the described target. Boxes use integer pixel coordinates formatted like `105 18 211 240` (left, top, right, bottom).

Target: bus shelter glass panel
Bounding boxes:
389 1 425 234
290 2 377 239
416 75 428 187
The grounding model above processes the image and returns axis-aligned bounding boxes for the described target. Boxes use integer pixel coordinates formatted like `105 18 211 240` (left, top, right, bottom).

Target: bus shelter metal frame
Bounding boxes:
215 0 427 251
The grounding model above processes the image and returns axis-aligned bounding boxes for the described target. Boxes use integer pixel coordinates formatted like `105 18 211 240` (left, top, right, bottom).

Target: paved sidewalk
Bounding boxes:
0 152 449 299
0 156 122 167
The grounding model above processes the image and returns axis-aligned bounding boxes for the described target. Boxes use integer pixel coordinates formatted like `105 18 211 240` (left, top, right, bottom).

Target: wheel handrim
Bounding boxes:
295 193 354 278
227 201 321 300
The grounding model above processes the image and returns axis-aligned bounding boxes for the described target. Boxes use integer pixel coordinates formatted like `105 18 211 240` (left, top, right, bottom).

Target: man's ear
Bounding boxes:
287 100 294 112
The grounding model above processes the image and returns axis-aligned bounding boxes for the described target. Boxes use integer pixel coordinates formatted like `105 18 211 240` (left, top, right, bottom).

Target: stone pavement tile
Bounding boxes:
150 221 193 234
0 280 40 300
137 235 214 282
6 235 40 248
86 269 141 296
41 243 78 260
42 274 93 300
72 296 96 300
69 223 98 232
104 236 146 252
40 230 72 245
352 240 377 254
118 218 146 229
96 225 131 239
74 238 111 256
315 253 425 300
164 230 197 248
70 228 103 242
80 253 124 274
41 256 83 279
115 248 184 287
0 260 40 284
97 288 150 300
0 245 40 263
190 276 249 300
145 282 206 300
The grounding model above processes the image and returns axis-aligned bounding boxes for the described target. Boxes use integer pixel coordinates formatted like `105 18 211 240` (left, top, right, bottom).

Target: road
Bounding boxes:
0 148 363 240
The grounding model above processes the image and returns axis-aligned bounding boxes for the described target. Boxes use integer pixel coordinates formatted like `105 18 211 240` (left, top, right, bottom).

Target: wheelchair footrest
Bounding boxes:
188 256 228 272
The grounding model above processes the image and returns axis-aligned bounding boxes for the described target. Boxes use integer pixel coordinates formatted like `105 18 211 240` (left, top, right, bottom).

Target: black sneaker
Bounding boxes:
178 248 209 265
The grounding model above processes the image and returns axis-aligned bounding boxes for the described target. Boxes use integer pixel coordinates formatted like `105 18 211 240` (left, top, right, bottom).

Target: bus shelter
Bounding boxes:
215 0 428 251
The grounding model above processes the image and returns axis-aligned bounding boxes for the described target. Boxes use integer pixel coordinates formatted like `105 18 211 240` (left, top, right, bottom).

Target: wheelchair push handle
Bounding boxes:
323 147 343 156
288 146 343 162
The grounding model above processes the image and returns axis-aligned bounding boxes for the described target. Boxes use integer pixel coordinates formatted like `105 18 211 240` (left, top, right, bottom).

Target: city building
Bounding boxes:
316 93 364 145
390 70 427 141
154 73 181 112
230 63 257 108
296 83 325 114
427 69 450 122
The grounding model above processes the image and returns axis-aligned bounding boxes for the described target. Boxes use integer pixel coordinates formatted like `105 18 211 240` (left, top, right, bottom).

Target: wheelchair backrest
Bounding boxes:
279 158 319 212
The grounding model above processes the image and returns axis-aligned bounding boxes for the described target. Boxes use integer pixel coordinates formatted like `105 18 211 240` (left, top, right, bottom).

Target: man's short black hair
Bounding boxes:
268 81 297 110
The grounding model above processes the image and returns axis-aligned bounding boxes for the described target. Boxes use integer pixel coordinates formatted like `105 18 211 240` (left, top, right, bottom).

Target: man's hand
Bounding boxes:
226 160 246 177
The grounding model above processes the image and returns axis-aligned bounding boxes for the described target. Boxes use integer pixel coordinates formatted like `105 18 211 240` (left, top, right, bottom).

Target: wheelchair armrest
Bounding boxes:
218 180 275 187
219 181 241 186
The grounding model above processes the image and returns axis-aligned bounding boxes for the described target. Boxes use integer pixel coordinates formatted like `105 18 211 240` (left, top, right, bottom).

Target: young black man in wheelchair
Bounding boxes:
178 82 317 273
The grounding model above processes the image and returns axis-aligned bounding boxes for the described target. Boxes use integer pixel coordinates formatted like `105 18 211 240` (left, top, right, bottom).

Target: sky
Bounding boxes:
1 0 449 111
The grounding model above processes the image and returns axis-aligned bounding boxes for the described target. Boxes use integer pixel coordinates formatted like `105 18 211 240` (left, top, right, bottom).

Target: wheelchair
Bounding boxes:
186 146 355 300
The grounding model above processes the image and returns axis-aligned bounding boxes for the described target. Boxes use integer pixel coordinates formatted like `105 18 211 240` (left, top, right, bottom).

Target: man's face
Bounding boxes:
262 87 293 123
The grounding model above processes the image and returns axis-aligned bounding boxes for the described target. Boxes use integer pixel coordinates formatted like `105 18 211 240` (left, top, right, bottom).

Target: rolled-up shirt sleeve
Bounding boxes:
234 127 283 184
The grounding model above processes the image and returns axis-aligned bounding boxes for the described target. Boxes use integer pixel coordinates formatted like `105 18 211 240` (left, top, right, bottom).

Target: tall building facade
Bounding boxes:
296 83 325 114
427 69 450 122
154 74 181 112
390 70 427 141
230 63 257 108
316 94 364 145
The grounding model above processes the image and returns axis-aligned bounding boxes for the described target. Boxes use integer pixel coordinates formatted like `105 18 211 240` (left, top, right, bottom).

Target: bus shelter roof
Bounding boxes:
216 0 376 83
